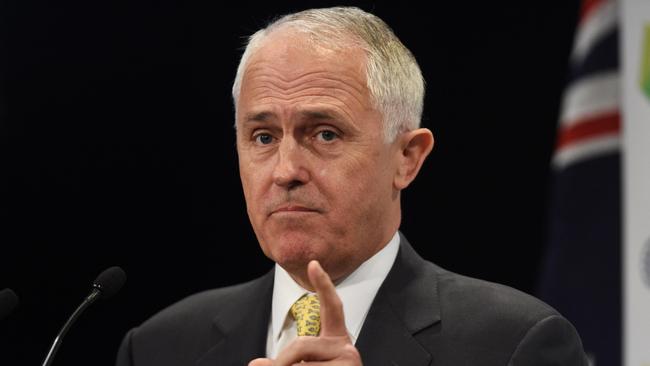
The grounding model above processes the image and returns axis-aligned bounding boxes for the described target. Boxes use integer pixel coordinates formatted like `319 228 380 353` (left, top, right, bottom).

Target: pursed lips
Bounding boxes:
269 204 320 216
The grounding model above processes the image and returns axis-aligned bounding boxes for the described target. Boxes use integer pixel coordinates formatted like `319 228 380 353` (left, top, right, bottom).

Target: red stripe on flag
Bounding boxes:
556 111 620 149
580 0 604 23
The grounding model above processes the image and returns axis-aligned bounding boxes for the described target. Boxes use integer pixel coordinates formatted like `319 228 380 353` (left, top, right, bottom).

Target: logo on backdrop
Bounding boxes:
643 236 650 288
641 24 650 101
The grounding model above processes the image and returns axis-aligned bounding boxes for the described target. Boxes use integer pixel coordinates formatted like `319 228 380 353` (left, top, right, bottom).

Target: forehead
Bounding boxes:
236 30 376 128
239 29 370 102
254 27 365 70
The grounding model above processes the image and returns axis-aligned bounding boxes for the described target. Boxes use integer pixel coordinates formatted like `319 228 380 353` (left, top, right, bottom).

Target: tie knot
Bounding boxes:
290 294 320 336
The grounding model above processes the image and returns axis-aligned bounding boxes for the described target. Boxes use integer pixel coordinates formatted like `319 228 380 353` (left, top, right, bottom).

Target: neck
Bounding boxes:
287 231 397 291
288 269 346 292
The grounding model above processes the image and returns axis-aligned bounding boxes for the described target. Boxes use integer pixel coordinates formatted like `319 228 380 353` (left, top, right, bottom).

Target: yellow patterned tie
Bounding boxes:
290 294 321 336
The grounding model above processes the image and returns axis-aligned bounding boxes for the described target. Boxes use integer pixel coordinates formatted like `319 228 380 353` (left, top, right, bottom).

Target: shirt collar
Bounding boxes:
271 231 401 342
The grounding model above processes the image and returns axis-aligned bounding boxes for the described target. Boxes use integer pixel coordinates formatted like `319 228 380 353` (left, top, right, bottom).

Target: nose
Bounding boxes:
272 137 310 189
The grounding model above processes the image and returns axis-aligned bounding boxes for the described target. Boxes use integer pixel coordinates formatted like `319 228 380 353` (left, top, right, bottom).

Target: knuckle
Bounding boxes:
292 335 315 349
341 344 361 361
248 358 269 366
293 336 308 348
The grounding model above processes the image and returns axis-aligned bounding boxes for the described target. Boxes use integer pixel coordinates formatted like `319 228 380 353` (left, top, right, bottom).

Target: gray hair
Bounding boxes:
231 6 425 142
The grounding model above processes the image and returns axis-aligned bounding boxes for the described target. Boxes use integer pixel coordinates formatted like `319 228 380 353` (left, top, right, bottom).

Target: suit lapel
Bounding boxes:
194 234 439 366
356 234 441 366
196 269 274 366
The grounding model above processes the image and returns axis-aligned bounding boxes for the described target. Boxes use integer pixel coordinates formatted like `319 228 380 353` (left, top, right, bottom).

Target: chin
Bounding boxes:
263 231 322 270
273 240 315 266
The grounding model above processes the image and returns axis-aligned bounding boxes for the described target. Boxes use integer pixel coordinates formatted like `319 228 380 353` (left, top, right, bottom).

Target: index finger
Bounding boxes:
307 260 349 338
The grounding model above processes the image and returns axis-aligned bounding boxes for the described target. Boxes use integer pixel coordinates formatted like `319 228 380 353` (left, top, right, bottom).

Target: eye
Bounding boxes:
316 130 339 142
254 133 274 145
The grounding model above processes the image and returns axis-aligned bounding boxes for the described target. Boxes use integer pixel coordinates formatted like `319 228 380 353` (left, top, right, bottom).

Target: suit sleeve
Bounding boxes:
116 328 136 366
508 315 588 366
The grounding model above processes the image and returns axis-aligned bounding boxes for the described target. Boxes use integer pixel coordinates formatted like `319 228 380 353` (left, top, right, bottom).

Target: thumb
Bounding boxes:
248 358 273 366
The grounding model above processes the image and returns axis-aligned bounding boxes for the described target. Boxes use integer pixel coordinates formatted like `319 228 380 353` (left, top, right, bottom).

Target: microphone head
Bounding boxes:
0 288 19 320
93 266 127 299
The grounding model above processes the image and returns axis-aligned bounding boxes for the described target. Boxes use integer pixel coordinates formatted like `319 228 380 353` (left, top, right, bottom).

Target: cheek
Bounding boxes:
323 155 388 212
354 156 395 207
238 164 253 202
239 160 269 220
240 155 269 193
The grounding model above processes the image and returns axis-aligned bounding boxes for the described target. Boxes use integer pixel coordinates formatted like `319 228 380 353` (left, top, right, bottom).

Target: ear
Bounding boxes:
393 128 434 190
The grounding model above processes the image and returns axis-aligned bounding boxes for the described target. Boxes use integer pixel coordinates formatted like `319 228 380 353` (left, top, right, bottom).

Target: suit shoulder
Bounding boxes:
435 266 560 329
138 273 271 335
119 273 273 366
407 263 586 364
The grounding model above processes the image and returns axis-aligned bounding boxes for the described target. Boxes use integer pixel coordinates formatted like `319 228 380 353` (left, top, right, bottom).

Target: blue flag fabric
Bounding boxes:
538 1 621 365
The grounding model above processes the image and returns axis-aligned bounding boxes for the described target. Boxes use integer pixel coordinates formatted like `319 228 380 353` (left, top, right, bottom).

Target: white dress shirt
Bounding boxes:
265 232 400 358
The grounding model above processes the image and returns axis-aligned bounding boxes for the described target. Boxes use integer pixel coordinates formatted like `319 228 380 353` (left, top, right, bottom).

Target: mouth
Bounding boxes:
270 205 320 216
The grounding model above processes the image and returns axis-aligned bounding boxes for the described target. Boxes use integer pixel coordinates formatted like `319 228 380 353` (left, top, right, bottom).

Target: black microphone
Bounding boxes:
42 266 126 366
0 288 19 320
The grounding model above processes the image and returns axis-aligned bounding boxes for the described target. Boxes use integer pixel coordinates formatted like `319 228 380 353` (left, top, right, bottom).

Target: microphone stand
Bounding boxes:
41 286 101 366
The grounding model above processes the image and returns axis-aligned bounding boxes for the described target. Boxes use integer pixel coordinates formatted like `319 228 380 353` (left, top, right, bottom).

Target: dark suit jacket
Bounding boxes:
116 235 587 365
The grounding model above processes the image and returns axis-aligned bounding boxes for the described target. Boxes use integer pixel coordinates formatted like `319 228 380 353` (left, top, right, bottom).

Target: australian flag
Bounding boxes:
538 0 620 365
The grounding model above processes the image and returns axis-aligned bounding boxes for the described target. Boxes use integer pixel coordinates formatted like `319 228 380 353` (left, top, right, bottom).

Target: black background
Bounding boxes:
1 1 579 365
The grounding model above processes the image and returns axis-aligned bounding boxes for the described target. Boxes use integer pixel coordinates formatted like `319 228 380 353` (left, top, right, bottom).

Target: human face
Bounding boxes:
235 30 402 284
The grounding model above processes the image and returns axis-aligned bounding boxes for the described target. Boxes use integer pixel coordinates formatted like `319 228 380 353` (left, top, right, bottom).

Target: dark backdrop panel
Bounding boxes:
1 1 578 365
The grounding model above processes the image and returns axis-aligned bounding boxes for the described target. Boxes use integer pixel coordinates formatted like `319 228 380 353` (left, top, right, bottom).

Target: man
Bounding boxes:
117 7 587 366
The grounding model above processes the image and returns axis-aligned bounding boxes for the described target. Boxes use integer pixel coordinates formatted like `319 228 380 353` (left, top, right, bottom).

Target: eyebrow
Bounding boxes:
243 111 274 123
299 110 340 121
242 109 344 124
